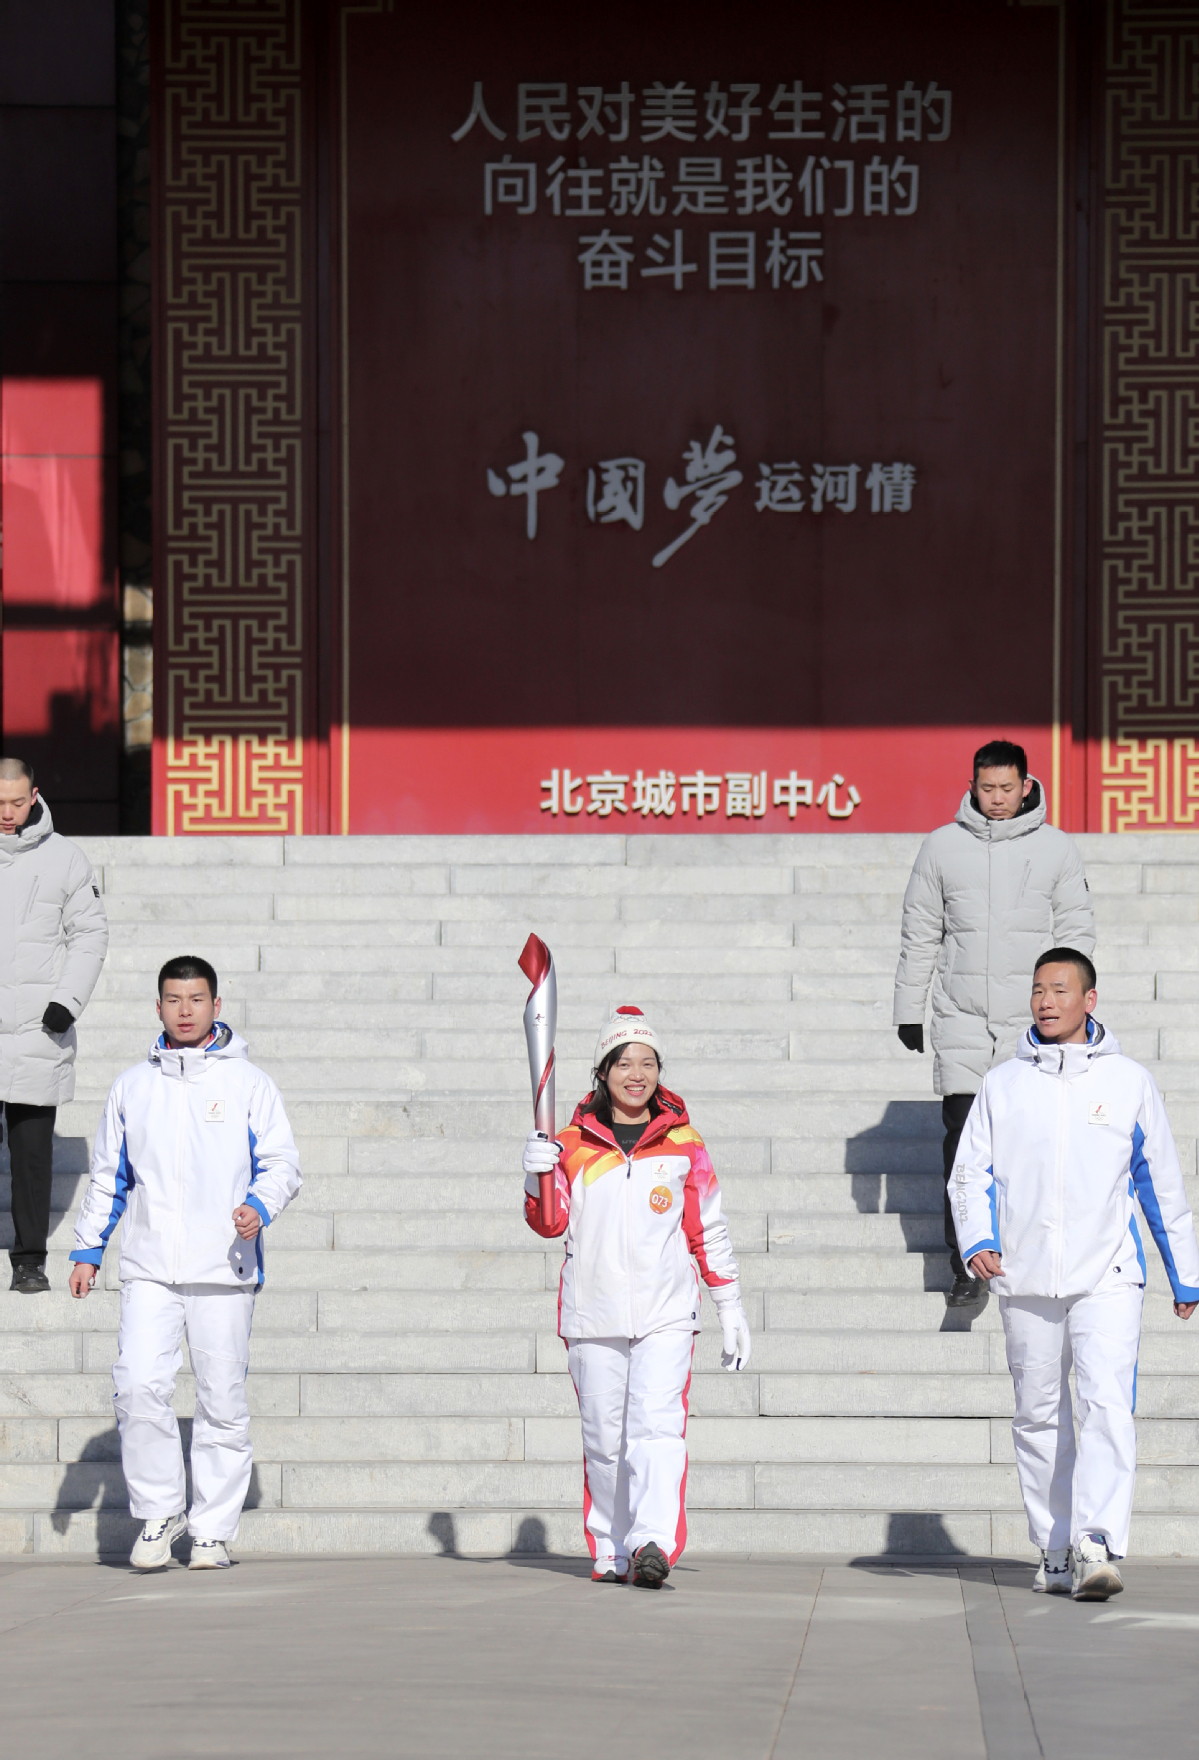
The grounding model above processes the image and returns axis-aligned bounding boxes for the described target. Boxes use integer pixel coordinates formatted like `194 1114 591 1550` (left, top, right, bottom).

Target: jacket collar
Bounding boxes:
1018 1017 1119 1075
0 796 54 862
571 1085 689 1153
150 1021 236 1081
955 777 1046 843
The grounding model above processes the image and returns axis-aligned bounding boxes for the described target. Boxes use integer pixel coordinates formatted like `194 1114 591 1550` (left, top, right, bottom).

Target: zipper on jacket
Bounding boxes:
1052 1048 1067 1296
173 1058 188 1284
625 1149 637 1338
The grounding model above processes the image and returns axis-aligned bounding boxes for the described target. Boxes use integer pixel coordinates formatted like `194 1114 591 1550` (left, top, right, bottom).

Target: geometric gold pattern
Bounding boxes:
1099 0 1199 831
159 0 306 833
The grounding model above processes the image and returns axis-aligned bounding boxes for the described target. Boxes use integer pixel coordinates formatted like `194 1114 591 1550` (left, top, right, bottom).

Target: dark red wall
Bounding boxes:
333 0 1064 832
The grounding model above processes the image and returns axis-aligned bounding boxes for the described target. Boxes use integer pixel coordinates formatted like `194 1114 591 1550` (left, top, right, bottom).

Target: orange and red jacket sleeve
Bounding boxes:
682 1139 739 1287
523 1149 570 1238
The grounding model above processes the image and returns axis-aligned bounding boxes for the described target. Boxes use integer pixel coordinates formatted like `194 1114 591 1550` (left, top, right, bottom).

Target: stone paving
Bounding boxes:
4 1551 1197 1758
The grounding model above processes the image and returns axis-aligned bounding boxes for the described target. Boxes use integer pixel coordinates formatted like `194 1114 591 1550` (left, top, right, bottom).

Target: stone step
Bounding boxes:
31 1500 1199 1562
56 1094 957 1141
76 994 1195 1033
14 1448 1199 1525
8 830 1199 1559
13 1317 1190 1378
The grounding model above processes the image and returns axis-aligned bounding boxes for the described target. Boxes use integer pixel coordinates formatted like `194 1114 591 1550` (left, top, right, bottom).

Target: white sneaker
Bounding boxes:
1033 1546 1073 1593
130 1514 187 1570
188 1537 231 1570
1072 1533 1124 1601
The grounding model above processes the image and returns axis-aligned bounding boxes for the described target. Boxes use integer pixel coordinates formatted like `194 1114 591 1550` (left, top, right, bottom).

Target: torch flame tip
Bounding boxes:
518 933 553 988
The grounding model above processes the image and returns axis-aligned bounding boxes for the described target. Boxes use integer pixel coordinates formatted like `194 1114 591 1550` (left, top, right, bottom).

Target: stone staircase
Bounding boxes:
1 830 1198 1558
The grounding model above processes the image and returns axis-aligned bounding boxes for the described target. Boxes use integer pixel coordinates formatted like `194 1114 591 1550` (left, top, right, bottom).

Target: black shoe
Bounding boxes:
632 1543 670 1588
946 1272 982 1307
10 1263 50 1294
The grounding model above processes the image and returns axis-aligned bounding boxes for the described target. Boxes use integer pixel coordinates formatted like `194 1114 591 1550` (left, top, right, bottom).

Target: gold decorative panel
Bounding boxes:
158 0 305 833
1099 0 1199 831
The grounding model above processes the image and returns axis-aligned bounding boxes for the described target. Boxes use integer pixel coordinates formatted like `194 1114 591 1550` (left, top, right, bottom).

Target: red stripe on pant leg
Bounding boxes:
581 1457 598 1564
669 1338 696 1568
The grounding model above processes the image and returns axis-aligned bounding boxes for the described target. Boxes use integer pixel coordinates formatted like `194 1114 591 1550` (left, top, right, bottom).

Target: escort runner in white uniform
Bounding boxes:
68 958 301 1569
951 948 1199 1600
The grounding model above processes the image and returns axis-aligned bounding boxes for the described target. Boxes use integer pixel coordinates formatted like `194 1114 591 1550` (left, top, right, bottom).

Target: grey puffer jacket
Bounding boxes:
0 798 109 1105
892 779 1095 1096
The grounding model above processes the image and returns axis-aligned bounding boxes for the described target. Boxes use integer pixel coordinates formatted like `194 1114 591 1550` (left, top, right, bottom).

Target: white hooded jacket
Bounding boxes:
69 1024 302 1288
893 779 1095 1095
950 1022 1199 1302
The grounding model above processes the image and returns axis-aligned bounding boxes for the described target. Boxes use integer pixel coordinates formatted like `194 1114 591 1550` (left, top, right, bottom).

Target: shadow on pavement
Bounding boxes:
425 1512 591 1576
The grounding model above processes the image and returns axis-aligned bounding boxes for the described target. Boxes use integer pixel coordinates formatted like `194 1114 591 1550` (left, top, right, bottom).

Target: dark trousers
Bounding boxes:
942 1093 977 1280
5 1103 56 1268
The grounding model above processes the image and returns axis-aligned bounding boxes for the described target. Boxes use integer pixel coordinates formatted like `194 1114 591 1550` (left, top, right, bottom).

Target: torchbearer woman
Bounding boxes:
522 1006 751 1589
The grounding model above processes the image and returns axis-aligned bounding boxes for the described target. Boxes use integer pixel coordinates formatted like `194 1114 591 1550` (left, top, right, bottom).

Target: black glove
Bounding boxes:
896 1024 924 1054
42 1002 74 1035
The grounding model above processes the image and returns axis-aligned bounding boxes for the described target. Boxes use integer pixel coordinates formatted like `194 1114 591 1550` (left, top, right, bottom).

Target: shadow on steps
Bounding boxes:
845 1099 990 1324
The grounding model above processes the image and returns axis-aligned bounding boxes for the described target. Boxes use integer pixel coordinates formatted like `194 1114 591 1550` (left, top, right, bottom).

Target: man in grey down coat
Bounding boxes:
893 740 1095 1305
0 760 108 1293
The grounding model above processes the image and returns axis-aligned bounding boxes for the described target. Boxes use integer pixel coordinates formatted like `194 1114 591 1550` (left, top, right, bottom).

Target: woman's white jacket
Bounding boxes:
69 1024 302 1288
950 1022 1199 1302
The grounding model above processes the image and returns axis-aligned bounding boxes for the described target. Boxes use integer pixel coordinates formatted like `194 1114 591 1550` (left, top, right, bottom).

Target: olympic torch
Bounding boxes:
518 933 557 1229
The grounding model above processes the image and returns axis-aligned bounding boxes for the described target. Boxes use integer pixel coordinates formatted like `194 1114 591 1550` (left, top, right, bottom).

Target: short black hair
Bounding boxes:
158 956 219 1000
1034 947 1097 992
973 740 1028 780
0 757 34 785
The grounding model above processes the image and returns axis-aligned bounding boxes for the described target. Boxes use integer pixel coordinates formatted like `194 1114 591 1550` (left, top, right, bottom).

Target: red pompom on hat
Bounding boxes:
593 1006 662 1070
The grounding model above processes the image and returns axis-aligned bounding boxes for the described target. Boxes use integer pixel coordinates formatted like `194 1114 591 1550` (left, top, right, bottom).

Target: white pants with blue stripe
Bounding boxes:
1001 1285 1143 1558
113 1279 256 1542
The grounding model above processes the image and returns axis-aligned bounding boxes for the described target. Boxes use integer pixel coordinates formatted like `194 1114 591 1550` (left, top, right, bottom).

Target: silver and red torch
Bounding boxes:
518 933 557 1228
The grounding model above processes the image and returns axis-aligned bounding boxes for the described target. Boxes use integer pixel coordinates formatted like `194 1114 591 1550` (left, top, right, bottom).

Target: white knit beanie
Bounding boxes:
593 1005 662 1071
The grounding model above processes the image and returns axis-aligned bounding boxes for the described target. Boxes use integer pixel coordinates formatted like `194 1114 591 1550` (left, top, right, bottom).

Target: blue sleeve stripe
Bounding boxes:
69 1248 103 1266
97 1134 131 1249
1126 1181 1148 1281
1131 1121 1199 1303
248 1122 267 1281
963 1171 1001 1262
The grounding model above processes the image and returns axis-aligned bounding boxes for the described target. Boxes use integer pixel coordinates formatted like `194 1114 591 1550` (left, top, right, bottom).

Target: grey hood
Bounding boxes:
954 778 1047 842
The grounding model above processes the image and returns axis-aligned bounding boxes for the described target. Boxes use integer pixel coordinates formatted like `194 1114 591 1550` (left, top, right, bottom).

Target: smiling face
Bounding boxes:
157 976 220 1048
602 1043 661 1124
1031 961 1097 1045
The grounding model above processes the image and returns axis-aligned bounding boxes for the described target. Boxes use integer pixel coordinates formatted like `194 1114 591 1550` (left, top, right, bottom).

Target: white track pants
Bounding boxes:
1001 1285 1143 1558
112 1280 256 1542
567 1330 695 1574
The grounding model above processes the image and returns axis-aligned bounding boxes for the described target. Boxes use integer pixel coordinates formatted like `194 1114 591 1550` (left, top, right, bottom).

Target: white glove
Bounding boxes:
522 1130 563 1177
711 1283 752 1372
